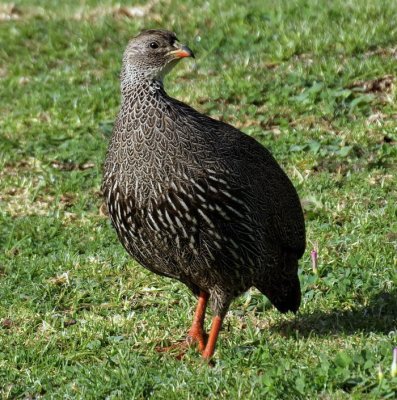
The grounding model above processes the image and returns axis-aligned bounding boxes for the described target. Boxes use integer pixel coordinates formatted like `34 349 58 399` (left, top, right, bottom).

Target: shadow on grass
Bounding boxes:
272 290 397 337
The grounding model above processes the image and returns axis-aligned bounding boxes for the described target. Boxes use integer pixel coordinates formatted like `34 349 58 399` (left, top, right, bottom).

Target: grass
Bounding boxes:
0 0 396 398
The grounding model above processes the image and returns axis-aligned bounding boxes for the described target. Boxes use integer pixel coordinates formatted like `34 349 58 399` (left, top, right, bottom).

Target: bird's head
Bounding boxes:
121 29 194 85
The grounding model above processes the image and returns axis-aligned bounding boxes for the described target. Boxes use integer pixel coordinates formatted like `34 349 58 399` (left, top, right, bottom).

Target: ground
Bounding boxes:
0 0 396 398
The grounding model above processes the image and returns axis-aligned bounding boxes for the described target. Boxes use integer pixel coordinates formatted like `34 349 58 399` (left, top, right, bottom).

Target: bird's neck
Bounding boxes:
120 64 166 101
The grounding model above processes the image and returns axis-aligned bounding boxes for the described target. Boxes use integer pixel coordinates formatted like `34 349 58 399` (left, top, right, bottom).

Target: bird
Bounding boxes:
102 29 306 359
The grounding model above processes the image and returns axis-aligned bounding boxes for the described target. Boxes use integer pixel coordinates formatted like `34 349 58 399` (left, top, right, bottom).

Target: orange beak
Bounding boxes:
167 44 195 59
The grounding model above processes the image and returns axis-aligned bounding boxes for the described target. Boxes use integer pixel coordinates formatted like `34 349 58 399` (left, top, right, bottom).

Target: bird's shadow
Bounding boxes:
270 289 397 338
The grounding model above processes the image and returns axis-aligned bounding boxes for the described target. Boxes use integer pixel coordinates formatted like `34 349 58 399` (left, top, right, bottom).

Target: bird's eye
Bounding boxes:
149 42 159 49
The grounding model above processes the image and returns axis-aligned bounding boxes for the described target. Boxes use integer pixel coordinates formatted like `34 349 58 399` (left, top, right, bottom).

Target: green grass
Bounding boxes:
1 0 396 398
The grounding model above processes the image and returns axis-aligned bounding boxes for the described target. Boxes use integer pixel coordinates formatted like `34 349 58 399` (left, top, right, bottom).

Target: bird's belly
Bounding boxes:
108 202 253 291
111 214 184 280
103 175 271 296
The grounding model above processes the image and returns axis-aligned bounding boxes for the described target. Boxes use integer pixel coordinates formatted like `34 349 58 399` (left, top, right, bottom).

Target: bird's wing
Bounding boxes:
211 123 306 259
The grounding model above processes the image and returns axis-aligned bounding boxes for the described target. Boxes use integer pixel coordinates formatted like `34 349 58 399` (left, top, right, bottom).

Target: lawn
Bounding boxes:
0 0 396 398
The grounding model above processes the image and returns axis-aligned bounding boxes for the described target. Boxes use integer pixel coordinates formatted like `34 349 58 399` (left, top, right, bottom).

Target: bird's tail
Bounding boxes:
255 251 301 313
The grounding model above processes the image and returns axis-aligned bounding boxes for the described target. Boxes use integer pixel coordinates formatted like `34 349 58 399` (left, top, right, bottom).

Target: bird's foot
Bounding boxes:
155 328 208 360
155 340 191 360
187 326 208 352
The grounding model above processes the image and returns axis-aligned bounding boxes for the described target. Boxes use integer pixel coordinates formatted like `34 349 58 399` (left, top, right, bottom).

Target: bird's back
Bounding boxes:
172 98 305 308
166 94 306 255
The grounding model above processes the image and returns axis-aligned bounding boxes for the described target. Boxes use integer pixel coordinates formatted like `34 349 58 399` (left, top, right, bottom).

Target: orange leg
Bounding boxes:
156 291 209 356
187 291 209 351
202 315 223 359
